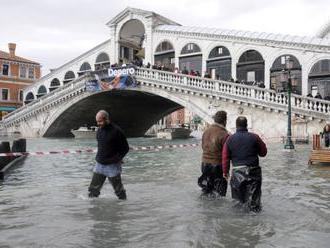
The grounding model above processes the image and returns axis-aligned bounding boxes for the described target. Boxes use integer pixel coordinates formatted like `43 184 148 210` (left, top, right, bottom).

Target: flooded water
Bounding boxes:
0 137 329 248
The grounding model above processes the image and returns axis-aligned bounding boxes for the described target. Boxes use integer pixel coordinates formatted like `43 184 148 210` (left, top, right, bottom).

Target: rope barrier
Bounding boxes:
0 143 200 157
0 135 311 157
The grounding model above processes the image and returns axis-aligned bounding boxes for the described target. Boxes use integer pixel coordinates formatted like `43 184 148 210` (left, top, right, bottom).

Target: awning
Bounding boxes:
0 106 17 111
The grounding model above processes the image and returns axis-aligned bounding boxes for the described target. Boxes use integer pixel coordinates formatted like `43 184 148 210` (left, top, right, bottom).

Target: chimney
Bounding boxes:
8 43 16 57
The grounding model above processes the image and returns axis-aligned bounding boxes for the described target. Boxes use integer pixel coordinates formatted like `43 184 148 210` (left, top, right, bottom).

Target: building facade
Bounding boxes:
0 43 41 119
21 8 330 119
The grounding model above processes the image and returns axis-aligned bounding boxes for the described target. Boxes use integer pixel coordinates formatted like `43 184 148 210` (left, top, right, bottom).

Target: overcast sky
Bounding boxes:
1 0 329 76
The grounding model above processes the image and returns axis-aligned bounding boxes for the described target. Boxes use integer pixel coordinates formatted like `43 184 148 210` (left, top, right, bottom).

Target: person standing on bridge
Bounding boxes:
222 116 267 212
88 110 129 199
198 110 229 196
321 123 330 147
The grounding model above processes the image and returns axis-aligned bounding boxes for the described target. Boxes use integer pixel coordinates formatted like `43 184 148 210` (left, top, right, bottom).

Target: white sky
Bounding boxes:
1 0 329 76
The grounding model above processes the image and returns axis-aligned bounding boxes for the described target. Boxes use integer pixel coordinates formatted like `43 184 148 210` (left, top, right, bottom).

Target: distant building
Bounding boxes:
166 108 185 126
22 7 330 109
0 43 41 119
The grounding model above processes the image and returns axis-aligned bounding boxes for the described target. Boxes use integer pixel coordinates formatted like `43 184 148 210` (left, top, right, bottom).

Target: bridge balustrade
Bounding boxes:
1 68 330 130
2 75 88 124
136 68 330 118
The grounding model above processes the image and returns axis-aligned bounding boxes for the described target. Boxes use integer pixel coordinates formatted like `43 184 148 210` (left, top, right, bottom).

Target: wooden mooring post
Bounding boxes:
0 139 27 180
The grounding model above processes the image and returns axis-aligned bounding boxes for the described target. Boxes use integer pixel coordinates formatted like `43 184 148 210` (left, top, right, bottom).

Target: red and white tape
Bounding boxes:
0 143 200 157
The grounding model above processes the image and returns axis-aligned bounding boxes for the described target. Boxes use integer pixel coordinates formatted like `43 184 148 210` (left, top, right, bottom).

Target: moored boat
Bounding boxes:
157 127 192 140
71 126 98 139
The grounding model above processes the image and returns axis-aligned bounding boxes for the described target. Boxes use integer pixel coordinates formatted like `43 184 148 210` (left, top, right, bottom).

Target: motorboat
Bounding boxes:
71 126 98 138
157 127 192 140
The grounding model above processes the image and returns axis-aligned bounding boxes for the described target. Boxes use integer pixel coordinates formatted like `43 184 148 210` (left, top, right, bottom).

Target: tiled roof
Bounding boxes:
0 50 40 65
155 25 330 48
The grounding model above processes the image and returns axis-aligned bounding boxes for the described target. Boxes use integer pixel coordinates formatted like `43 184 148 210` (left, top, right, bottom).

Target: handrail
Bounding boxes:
135 68 330 117
2 75 90 125
3 74 89 120
1 68 329 128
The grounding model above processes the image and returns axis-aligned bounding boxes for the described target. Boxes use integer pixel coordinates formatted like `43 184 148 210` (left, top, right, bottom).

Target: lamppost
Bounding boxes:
281 57 295 149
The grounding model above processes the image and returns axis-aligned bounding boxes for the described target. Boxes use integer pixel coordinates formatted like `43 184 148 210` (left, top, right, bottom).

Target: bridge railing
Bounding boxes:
2 75 89 124
135 68 330 118
2 68 330 127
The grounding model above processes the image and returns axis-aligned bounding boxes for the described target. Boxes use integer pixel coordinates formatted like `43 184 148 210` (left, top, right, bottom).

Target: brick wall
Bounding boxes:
0 48 41 119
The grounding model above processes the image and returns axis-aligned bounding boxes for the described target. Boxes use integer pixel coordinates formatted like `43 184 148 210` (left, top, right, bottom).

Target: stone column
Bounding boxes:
108 25 117 64
264 59 271 89
301 68 309 96
144 21 153 66
231 58 237 81
202 53 207 76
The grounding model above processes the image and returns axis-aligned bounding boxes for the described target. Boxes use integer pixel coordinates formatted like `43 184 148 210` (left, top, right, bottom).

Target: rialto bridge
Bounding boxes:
1 7 330 138
1 67 330 139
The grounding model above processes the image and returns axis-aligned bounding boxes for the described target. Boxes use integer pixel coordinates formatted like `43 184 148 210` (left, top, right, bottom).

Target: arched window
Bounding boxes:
181 43 201 55
63 71 75 84
78 62 91 76
154 41 175 70
238 50 263 63
237 50 265 84
95 53 110 71
24 92 35 104
119 19 145 64
208 46 231 59
49 78 60 92
308 59 330 99
207 46 232 80
270 55 302 94
36 85 47 98
179 43 202 74
155 41 174 53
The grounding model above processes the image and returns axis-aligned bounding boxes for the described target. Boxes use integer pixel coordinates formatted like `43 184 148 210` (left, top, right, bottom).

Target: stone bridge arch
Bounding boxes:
41 87 212 137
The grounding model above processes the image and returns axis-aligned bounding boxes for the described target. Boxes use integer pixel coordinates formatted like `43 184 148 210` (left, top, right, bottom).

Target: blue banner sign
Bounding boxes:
86 66 138 92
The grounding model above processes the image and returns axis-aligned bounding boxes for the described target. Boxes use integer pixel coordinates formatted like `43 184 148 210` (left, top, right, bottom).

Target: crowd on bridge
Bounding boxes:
105 61 329 99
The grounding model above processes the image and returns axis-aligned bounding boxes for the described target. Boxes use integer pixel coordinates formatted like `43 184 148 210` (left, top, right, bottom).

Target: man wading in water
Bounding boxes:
88 110 129 199
198 110 229 197
222 116 267 212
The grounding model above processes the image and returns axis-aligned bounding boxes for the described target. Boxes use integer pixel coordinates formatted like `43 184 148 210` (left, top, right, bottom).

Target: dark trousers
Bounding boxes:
88 173 127 200
230 166 262 212
198 163 228 196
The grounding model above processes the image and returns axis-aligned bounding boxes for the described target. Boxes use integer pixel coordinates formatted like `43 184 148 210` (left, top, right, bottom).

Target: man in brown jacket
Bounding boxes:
198 111 229 196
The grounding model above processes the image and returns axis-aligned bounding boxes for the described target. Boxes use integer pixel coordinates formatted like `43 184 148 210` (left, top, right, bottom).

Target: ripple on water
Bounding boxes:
0 138 329 247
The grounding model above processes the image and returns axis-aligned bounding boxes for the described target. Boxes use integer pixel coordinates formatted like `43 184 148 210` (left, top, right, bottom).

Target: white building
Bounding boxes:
24 7 330 102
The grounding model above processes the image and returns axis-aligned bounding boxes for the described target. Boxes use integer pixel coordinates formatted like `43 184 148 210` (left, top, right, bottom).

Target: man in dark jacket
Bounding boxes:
198 111 229 196
222 116 267 212
88 110 129 199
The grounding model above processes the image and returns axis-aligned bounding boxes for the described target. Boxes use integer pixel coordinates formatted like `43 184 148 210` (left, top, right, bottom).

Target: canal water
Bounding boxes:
0 137 329 248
